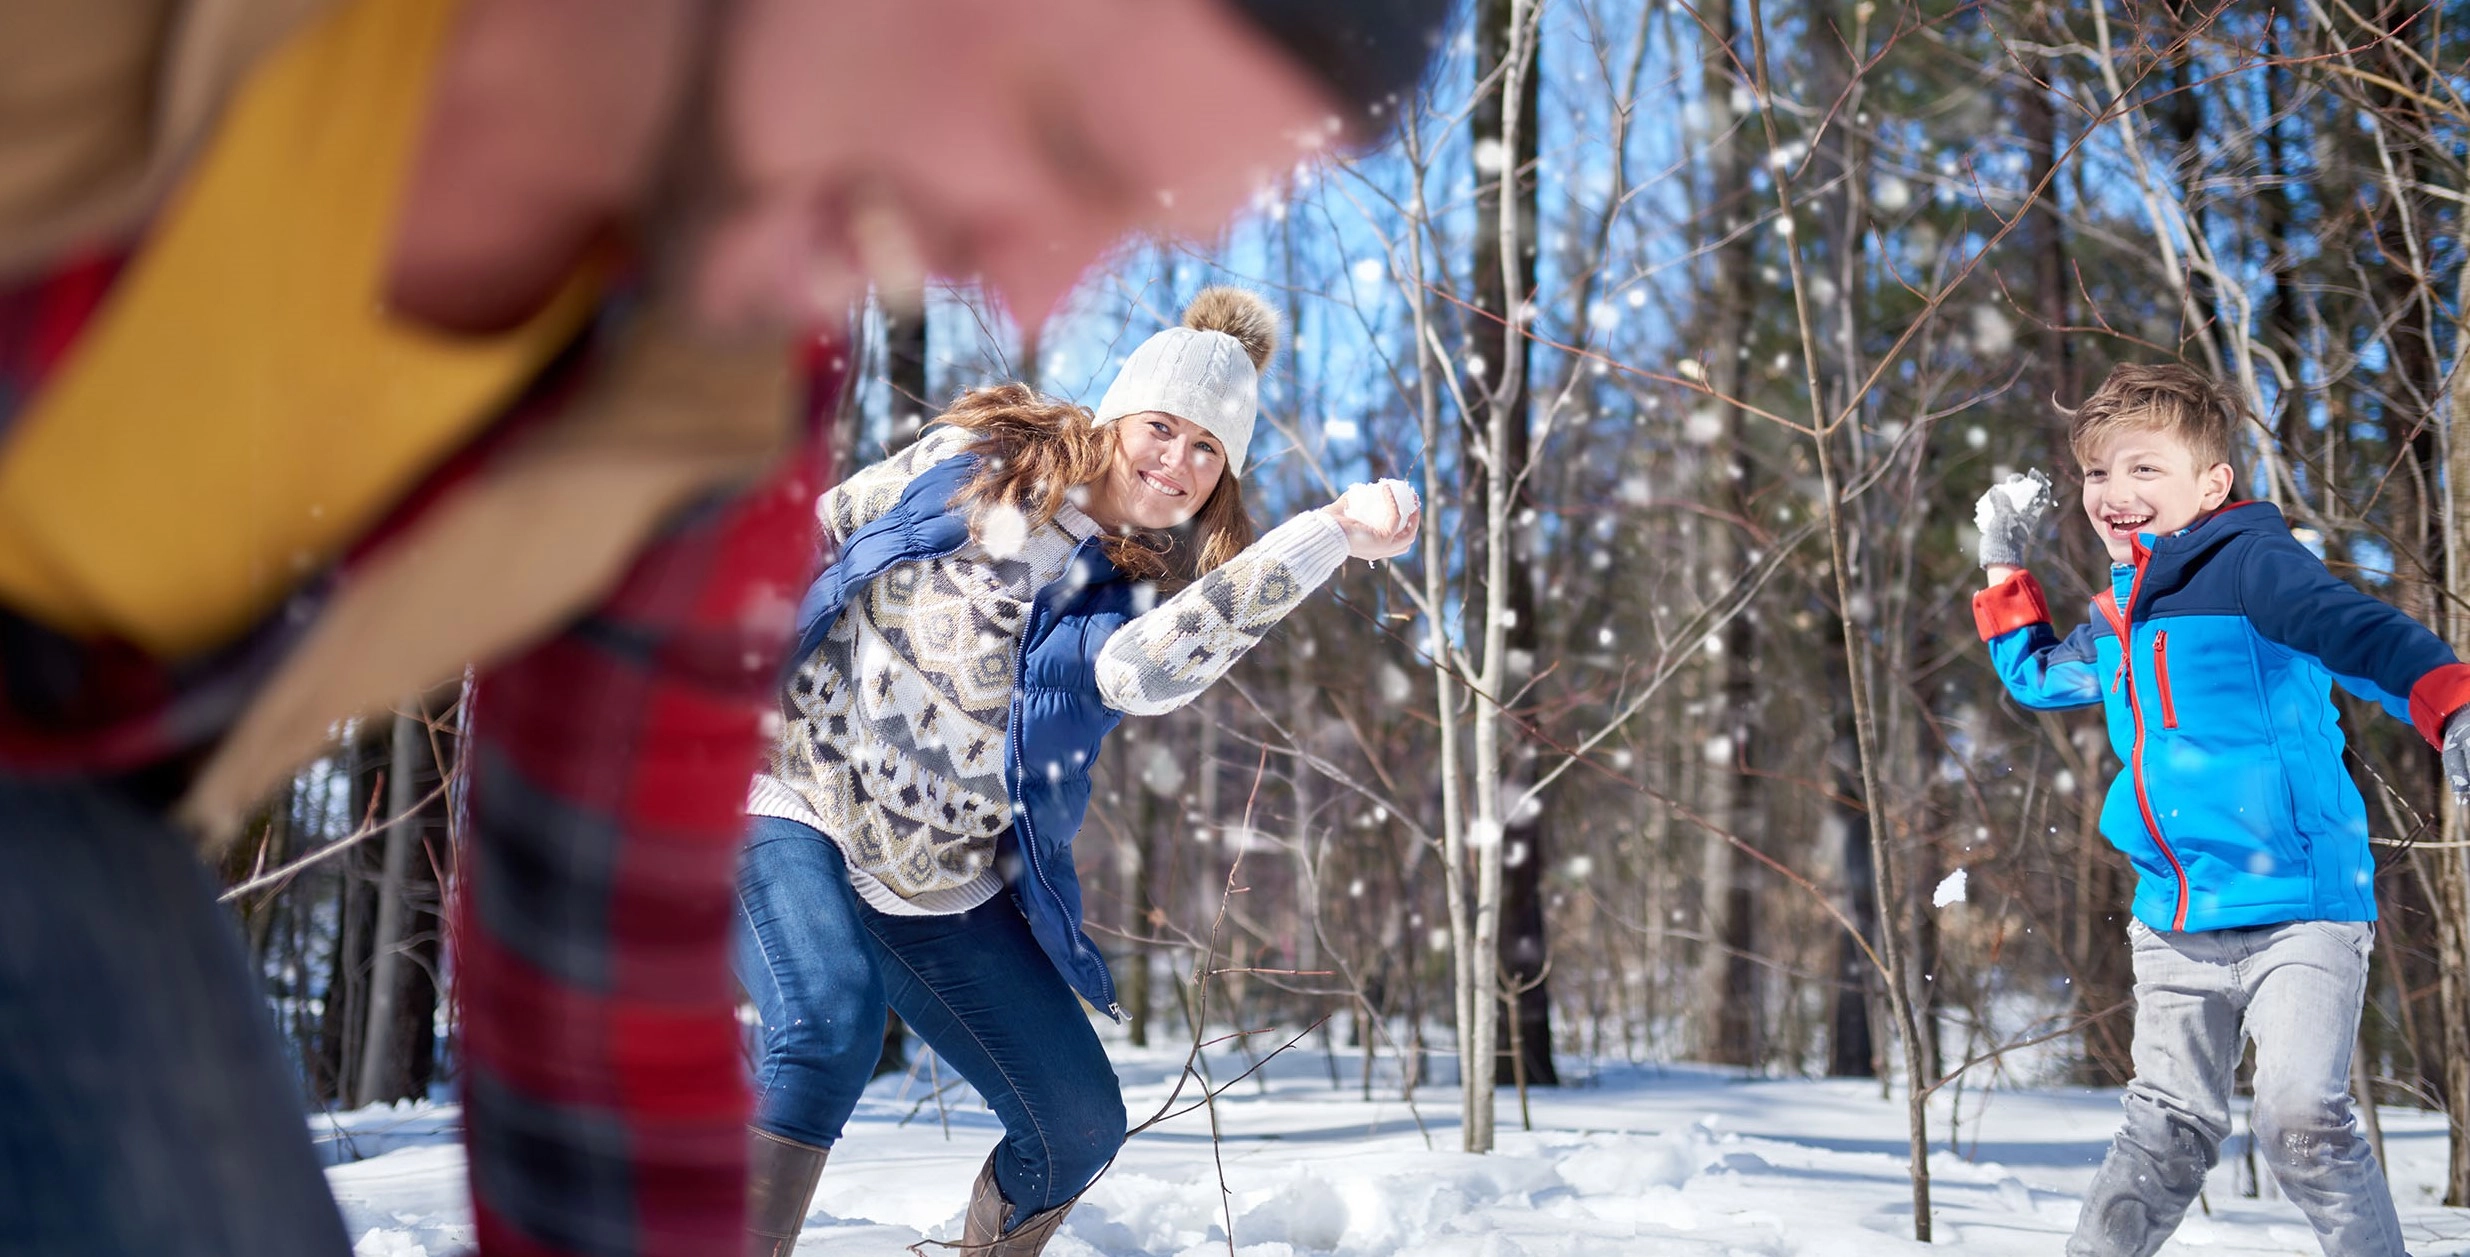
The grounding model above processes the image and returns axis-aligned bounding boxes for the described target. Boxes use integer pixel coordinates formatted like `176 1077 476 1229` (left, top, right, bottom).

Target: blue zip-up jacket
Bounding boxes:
1974 501 2470 932
787 453 1138 1016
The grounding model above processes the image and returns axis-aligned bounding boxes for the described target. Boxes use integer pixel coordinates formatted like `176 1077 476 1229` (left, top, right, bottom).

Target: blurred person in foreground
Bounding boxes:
0 2 1443 1254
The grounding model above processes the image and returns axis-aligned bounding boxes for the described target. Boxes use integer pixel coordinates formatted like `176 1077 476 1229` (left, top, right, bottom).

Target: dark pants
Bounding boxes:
0 777 351 1256
732 816 1125 1227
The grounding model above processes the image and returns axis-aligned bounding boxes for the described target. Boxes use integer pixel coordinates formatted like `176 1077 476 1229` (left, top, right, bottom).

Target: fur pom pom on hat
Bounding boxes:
1094 286 1279 473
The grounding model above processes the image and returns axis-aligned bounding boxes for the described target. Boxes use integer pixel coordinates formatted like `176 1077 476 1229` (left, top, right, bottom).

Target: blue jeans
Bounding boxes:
732 816 1125 1227
0 777 350 1256
2070 919 2404 1257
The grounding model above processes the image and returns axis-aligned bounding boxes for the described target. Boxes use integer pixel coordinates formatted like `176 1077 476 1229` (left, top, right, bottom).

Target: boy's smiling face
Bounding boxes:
2079 423 2235 564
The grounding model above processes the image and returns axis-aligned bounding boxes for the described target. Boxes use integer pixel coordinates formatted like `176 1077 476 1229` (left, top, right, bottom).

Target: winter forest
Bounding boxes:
222 1 2470 1251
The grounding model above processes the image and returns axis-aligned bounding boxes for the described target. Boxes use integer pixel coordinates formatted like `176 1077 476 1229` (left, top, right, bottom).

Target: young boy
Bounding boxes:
1971 363 2470 1257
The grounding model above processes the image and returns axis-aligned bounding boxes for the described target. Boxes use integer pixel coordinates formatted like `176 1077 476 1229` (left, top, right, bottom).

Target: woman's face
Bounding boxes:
1089 412 1226 532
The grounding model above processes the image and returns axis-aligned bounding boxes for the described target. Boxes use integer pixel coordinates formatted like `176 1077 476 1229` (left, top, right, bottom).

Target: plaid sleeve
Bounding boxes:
455 359 838 1255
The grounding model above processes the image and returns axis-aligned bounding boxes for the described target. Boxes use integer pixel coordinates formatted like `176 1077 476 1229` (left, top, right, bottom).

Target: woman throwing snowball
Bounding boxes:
736 288 1418 1256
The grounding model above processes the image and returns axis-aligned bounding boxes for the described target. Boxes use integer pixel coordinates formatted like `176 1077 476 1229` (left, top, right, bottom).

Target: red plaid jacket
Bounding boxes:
0 254 837 1256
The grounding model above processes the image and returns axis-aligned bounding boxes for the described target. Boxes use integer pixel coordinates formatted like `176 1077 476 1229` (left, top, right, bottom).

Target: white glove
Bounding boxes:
2443 708 2470 801
1974 469 2054 569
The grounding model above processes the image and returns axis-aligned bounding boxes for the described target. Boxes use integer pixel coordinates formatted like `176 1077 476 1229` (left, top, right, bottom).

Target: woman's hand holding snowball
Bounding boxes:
1323 479 1421 561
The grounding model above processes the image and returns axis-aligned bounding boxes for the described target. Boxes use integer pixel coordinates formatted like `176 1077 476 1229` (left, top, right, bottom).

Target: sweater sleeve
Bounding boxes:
1096 510 1353 716
1972 569 2105 711
816 425 974 542
2239 530 2470 745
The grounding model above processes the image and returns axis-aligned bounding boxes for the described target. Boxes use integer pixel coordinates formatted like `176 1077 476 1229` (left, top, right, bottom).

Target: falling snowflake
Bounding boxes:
979 504 1029 560
1378 662 1414 706
1970 305 2017 356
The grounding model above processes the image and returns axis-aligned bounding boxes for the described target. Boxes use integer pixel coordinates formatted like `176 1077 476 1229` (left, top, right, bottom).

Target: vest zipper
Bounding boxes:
1006 544 1122 1019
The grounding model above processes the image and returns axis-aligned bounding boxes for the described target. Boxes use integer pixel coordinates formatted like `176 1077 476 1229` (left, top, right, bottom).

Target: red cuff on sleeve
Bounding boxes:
1971 569 2051 641
2408 661 2470 746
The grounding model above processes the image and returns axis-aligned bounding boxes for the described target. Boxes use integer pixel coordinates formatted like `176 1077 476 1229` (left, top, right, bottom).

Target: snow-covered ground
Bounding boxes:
325 1044 2470 1256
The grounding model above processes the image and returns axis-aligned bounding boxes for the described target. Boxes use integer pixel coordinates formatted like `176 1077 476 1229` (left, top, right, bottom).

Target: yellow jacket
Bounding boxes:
0 0 799 831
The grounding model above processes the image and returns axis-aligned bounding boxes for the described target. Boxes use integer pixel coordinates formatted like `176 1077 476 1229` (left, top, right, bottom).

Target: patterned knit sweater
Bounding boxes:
749 426 1351 915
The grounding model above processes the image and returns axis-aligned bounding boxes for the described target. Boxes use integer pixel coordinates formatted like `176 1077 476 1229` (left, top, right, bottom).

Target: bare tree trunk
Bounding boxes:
1749 0 1931 1235
1826 641 1879 1077
1473 0 1557 1092
1450 0 1542 1154
356 702 425 1107
882 285 930 454
1690 0 1766 1070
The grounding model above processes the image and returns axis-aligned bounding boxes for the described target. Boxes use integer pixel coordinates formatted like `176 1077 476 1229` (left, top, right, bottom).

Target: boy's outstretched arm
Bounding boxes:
1974 571 2107 711
2239 529 2470 792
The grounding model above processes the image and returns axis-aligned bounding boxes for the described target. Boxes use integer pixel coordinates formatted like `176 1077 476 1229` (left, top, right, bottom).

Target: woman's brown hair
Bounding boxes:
937 382 1254 584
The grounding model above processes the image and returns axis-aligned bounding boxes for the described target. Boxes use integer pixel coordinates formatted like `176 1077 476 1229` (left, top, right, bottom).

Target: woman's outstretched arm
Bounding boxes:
1095 511 1351 716
1097 483 1417 716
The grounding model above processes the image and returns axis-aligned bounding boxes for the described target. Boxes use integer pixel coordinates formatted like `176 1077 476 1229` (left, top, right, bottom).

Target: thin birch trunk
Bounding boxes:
357 700 423 1108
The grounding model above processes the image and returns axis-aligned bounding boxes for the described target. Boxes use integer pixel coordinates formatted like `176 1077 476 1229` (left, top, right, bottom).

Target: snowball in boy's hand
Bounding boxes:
1973 468 2053 568
1973 469 2053 533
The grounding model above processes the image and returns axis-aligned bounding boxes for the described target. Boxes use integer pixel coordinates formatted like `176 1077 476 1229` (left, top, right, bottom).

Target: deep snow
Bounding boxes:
323 1044 2470 1256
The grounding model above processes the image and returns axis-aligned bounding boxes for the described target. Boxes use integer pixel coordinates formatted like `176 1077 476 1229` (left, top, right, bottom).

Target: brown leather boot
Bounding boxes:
960 1155 1081 1255
745 1127 828 1257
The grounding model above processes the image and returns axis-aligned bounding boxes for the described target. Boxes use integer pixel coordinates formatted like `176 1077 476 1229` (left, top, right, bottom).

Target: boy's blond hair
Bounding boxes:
2066 363 2246 476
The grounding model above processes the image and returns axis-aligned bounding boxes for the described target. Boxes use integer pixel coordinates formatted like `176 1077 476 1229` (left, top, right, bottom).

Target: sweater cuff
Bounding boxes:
1971 569 2051 641
2409 662 2470 746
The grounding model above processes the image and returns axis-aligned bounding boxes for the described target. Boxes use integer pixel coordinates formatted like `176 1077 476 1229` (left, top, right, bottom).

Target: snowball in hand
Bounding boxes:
1382 478 1419 524
1972 468 2053 568
1974 470 2051 530
1341 480 1417 533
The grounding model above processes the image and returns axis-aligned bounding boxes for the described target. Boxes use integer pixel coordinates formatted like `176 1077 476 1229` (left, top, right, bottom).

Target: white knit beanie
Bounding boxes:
1093 287 1279 474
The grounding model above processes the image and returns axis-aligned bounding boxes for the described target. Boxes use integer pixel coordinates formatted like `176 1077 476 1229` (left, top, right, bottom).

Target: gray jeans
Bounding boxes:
2068 918 2404 1257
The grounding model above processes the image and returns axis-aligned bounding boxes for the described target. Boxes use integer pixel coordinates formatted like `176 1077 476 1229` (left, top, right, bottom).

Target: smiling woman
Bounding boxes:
736 288 1419 1256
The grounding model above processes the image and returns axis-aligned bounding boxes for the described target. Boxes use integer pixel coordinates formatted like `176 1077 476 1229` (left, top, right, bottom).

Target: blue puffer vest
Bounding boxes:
786 453 1138 1016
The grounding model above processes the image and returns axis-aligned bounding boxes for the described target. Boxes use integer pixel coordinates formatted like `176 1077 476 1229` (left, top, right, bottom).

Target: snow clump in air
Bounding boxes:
1932 867 1969 909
